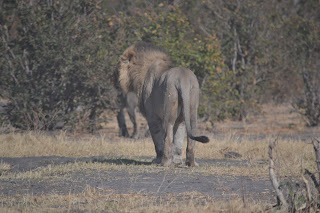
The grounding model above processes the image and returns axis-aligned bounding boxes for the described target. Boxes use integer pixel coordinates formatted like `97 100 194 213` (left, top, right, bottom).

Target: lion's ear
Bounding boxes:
124 50 135 62
120 56 128 63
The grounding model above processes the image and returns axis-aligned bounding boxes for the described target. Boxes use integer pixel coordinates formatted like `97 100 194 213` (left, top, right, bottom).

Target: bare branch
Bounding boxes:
2 28 20 86
232 28 237 72
197 18 212 38
200 74 208 89
302 174 311 211
269 140 289 210
312 138 320 183
305 169 320 193
23 49 31 74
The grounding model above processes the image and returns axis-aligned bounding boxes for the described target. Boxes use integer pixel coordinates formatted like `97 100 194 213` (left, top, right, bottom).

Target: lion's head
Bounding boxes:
117 42 172 97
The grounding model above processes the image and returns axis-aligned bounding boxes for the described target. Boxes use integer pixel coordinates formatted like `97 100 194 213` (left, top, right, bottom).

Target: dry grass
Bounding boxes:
0 131 318 212
0 161 164 180
0 162 11 174
0 186 270 213
214 104 320 134
0 131 316 177
0 131 154 158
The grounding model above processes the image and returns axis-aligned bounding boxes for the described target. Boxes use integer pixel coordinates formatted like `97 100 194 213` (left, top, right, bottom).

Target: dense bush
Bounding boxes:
0 0 119 131
1 1 239 131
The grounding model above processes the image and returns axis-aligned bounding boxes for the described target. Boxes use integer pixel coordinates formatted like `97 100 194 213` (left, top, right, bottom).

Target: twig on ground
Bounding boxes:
240 176 247 208
268 140 288 210
157 173 167 193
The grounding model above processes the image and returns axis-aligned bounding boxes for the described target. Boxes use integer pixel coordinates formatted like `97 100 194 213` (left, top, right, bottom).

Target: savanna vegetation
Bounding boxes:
1 0 319 131
0 131 318 212
1 1 320 212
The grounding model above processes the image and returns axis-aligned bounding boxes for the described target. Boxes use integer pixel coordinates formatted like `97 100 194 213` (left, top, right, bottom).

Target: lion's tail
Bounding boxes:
189 135 210 143
180 70 209 144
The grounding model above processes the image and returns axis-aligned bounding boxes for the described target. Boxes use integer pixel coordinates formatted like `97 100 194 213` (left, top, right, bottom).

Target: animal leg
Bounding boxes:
127 106 138 139
186 137 197 167
148 118 164 164
186 116 198 167
172 122 185 165
162 123 174 167
117 108 129 137
186 100 199 167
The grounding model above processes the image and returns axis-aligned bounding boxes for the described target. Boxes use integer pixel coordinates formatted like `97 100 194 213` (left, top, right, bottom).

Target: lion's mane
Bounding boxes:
118 42 172 98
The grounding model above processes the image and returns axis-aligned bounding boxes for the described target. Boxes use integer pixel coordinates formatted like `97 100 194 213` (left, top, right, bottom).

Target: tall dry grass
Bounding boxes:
0 131 316 177
0 131 155 158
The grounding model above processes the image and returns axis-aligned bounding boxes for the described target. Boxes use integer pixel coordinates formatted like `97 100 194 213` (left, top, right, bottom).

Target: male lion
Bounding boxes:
117 42 209 167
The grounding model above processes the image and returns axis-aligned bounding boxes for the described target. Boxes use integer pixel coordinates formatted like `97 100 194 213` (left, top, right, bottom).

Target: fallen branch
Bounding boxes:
305 169 320 193
269 140 288 210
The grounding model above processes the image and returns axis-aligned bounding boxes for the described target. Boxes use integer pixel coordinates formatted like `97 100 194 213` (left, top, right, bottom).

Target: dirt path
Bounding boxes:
0 156 275 202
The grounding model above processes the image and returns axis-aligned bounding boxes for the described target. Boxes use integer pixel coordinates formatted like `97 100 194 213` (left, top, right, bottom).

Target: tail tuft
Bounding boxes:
190 135 210 143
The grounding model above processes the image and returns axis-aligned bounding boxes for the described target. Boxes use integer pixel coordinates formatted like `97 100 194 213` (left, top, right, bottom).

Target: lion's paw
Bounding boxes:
151 157 162 164
160 157 173 167
185 160 199 167
172 155 183 165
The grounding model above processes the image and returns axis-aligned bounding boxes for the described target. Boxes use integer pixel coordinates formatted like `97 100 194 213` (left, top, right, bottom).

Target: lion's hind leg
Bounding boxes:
161 89 180 167
147 117 165 164
185 89 199 167
185 137 197 167
172 121 185 165
162 122 174 167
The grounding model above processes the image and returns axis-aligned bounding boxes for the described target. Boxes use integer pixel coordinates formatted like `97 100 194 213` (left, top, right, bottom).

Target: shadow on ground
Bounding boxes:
0 156 262 174
0 156 152 173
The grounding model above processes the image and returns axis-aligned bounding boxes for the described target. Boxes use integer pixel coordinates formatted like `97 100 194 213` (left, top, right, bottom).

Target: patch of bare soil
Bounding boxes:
0 156 274 202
